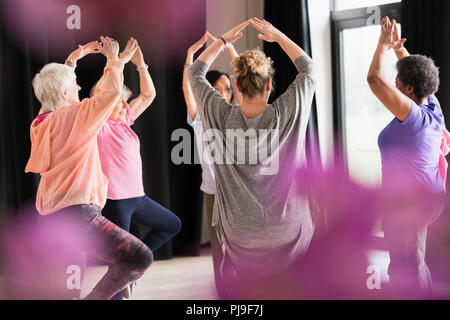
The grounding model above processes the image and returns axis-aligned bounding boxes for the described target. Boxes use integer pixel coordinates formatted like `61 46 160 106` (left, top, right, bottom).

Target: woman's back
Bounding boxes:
189 54 316 273
378 94 445 193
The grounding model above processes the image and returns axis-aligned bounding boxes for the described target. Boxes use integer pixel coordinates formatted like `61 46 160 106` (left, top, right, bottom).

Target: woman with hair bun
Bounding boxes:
188 18 317 298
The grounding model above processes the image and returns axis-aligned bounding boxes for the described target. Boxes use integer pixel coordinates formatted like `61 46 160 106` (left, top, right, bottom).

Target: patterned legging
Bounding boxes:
43 204 153 300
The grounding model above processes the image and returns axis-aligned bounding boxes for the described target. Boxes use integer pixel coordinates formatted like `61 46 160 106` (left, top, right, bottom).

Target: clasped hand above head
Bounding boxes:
99 36 139 64
187 17 286 58
67 36 141 66
66 40 103 64
377 16 406 52
194 18 294 66
213 18 304 63
186 17 281 61
218 17 281 45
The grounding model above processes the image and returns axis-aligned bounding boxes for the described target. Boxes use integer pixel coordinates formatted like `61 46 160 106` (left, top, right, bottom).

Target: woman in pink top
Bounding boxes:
94 40 181 300
25 37 152 299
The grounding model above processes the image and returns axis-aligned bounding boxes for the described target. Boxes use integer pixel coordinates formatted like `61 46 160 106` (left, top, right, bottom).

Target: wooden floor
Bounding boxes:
82 246 220 300
82 248 450 300
2 245 449 299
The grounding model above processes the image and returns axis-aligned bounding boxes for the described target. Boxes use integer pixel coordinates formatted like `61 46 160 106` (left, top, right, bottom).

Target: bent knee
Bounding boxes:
131 245 153 272
173 216 182 234
140 246 153 270
165 214 182 236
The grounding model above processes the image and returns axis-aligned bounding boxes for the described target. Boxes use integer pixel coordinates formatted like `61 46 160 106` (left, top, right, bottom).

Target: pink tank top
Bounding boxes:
97 106 145 200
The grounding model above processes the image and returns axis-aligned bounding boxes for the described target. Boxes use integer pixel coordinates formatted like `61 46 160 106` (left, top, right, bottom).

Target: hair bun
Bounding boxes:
232 48 275 98
233 48 273 79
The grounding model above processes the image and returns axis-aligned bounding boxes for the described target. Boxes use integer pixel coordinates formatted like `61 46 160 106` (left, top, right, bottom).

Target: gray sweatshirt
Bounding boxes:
188 54 317 275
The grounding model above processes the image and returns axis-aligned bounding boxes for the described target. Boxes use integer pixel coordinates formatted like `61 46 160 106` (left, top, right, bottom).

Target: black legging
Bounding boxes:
102 195 181 252
43 204 153 300
102 195 181 299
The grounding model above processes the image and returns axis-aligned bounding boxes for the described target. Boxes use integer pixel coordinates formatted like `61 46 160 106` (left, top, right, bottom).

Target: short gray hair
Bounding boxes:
32 63 76 113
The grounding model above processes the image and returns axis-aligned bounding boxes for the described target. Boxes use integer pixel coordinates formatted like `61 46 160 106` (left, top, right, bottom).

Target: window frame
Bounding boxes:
330 1 401 171
330 1 401 249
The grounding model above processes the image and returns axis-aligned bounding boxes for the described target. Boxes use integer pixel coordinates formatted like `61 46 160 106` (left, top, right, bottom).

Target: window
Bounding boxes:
331 1 402 188
331 1 402 251
342 25 400 187
333 0 401 11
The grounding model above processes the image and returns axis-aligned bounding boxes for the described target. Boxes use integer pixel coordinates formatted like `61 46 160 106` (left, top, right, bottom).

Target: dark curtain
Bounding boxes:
263 0 325 229
401 0 450 285
0 0 206 260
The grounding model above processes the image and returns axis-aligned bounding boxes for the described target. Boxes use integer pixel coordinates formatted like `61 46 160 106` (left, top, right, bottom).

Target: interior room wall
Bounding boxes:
206 0 264 76
207 0 334 167
308 0 334 168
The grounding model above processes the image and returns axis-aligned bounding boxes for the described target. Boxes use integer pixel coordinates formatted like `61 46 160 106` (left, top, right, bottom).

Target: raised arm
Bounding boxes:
206 32 243 105
205 32 239 60
78 37 136 133
182 32 208 120
196 20 250 66
127 40 156 121
92 37 137 108
188 21 251 131
250 18 316 125
65 40 102 69
392 20 409 60
250 17 307 63
226 42 239 60
90 36 123 108
367 17 411 121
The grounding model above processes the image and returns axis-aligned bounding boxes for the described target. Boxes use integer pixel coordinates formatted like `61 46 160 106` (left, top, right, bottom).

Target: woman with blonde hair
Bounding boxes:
188 18 317 297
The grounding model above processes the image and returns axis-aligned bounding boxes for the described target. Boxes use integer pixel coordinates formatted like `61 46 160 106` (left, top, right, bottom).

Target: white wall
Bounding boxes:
206 0 264 75
308 0 334 168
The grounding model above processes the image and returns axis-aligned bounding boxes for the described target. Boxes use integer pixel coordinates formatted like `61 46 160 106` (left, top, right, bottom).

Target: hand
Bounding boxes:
221 20 251 44
392 19 406 51
119 37 139 64
100 36 119 61
250 18 281 43
67 41 102 62
207 32 235 49
188 32 209 56
130 39 145 68
378 17 406 51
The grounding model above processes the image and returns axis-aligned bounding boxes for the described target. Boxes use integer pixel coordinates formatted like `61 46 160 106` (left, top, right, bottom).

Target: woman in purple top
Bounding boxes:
367 17 444 296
